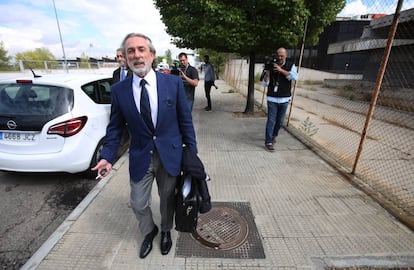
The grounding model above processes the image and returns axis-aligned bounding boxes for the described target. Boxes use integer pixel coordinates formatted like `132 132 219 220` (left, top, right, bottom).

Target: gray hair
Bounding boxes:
116 47 123 57
121 33 156 55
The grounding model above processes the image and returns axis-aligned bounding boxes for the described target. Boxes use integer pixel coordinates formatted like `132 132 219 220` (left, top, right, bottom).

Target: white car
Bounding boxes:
0 73 129 178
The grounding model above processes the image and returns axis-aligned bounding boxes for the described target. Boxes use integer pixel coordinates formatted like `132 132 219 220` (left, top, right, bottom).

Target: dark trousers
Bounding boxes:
204 81 214 108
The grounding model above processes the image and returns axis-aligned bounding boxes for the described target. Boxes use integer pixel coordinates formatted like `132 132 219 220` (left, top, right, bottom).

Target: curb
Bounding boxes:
20 153 129 270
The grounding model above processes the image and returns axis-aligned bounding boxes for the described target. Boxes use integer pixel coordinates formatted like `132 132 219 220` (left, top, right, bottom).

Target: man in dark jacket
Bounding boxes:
112 48 132 84
178 52 199 112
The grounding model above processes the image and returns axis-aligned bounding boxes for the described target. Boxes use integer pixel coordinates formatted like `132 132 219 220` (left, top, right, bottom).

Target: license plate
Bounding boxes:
0 132 36 142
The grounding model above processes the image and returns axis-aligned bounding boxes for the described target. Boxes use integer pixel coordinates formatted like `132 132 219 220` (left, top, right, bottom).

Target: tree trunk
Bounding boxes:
244 51 256 114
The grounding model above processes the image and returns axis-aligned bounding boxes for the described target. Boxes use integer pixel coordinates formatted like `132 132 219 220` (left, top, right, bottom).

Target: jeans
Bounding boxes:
265 101 289 144
187 99 194 112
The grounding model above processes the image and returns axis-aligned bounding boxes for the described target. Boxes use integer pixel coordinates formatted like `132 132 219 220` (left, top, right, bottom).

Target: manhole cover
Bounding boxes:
176 201 265 259
191 206 249 250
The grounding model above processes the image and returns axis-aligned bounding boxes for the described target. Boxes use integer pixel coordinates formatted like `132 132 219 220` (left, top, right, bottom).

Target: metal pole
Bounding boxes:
52 0 68 72
352 0 403 174
287 18 308 126
261 83 266 109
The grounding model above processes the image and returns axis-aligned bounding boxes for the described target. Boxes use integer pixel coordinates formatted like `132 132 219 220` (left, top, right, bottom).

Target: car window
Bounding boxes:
82 84 98 102
98 80 112 104
0 83 73 117
81 79 112 104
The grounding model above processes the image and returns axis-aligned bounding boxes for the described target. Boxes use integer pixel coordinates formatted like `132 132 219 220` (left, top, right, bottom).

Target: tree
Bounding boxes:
155 0 345 113
165 49 173 64
0 41 11 70
79 52 89 69
304 0 347 46
156 50 174 67
15 48 56 69
156 55 164 66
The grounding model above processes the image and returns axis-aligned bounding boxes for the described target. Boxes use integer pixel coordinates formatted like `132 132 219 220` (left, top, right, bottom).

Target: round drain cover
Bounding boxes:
192 206 249 250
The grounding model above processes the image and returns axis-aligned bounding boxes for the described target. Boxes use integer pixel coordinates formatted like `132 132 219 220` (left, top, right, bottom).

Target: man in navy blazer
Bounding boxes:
93 33 197 259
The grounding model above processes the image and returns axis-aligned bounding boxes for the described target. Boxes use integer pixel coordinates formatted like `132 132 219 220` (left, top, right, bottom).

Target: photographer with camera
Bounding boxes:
170 60 180 76
262 47 298 152
178 52 199 112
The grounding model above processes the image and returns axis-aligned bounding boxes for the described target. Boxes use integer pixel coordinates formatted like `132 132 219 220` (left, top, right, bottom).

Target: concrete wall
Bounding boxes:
224 58 362 83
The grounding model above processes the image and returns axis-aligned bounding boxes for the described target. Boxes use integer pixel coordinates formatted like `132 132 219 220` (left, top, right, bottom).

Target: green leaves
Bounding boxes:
153 0 345 113
0 41 11 70
155 0 324 55
14 47 56 69
305 0 345 45
15 48 55 62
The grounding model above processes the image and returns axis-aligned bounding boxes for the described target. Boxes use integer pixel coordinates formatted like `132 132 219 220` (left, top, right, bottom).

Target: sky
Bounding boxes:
0 0 191 60
338 0 414 17
0 0 413 61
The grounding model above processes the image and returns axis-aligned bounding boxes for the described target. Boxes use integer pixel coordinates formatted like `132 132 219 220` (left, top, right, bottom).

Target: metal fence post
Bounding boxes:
352 0 404 174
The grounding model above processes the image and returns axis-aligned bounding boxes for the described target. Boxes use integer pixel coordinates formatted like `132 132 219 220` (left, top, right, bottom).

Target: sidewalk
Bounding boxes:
23 79 414 269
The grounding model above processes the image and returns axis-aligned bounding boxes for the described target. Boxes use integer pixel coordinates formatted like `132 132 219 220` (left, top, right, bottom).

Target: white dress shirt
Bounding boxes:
132 69 158 128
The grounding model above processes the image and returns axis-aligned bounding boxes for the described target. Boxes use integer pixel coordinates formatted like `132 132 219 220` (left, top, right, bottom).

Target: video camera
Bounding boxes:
264 55 279 71
170 62 180 76
179 64 186 73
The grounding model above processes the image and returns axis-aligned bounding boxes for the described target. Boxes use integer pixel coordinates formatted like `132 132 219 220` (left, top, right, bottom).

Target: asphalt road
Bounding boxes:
0 171 98 269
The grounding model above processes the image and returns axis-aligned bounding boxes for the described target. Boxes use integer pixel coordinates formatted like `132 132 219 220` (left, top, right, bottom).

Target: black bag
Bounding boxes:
181 146 212 213
175 174 200 232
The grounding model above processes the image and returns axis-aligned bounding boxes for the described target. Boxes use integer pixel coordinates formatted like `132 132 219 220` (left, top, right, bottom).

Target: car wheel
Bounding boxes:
84 139 104 179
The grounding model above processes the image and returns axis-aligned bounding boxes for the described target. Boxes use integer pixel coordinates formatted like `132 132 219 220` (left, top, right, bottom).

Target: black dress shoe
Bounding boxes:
139 225 158 259
160 231 172 255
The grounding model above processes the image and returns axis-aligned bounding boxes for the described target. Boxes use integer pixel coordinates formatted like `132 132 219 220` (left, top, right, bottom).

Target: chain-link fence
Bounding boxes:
225 1 414 229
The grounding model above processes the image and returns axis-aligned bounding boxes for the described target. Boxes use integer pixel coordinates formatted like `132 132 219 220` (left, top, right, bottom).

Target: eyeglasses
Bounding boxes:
116 55 123 58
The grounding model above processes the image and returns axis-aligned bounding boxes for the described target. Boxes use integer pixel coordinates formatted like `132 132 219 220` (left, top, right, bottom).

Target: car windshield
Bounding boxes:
0 83 73 116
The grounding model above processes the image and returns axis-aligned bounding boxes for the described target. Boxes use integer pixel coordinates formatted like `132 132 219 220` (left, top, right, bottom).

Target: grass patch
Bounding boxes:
299 116 319 137
302 79 324 85
255 73 262 82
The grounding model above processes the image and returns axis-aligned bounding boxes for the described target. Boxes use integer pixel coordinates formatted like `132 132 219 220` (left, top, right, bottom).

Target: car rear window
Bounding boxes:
0 83 73 117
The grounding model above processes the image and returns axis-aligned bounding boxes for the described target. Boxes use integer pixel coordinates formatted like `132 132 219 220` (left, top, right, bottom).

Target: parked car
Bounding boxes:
0 73 129 178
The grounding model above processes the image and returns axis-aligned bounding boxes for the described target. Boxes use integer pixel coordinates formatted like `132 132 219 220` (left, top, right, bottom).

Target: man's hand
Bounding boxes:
91 159 112 179
273 64 283 73
274 64 289 77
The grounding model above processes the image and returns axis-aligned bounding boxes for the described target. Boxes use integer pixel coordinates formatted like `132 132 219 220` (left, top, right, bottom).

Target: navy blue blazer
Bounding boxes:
100 72 197 182
112 67 132 84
